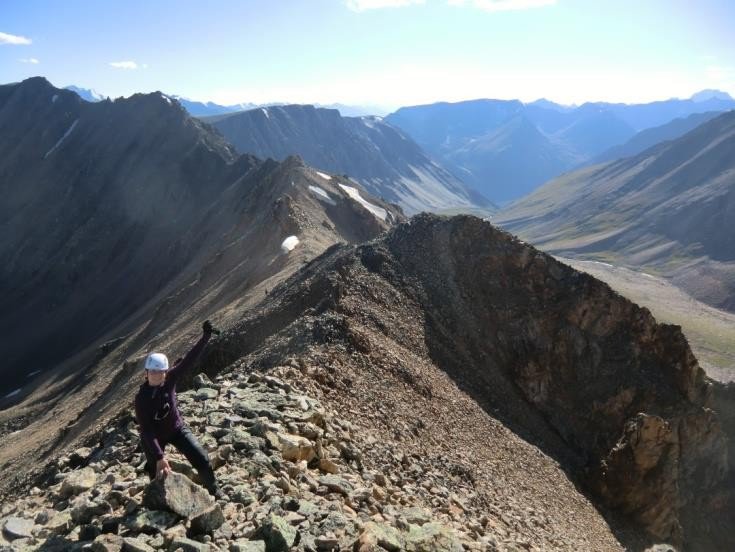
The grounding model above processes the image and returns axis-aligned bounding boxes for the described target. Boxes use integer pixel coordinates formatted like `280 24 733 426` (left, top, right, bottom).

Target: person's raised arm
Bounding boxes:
165 321 215 384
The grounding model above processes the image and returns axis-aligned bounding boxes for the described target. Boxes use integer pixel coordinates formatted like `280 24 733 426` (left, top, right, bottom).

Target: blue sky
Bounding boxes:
1 0 733 109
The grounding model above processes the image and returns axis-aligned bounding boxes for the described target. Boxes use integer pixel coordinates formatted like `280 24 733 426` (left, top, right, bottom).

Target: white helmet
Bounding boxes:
145 352 169 372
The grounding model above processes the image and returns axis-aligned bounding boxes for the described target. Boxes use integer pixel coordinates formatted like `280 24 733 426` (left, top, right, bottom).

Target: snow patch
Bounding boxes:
261 107 270 119
309 185 336 205
4 388 21 399
361 116 383 130
44 119 78 159
27 370 41 378
281 235 300 253
315 171 332 181
51 94 58 104
338 184 387 221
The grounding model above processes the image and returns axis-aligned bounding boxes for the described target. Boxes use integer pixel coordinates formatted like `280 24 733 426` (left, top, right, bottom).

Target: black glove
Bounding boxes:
202 320 219 335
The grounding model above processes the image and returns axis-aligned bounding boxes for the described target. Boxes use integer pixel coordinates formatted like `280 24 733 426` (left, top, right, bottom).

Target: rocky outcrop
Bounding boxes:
199 214 729 548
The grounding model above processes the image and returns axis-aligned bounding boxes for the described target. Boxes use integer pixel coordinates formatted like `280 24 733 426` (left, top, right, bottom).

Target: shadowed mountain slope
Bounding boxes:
496 110 735 312
206 104 492 215
0 77 401 401
592 111 723 164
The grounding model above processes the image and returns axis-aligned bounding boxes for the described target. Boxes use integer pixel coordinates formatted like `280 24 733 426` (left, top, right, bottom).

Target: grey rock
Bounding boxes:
260 514 298 552
228 541 266 552
318 475 353 496
128 510 179 534
231 430 265 452
2 516 34 539
231 486 257 506
122 536 155 552
189 504 225 535
315 535 340 551
194 374 215 390
80 523 103 541
168 536 210 551
71 498 112 524
195 388 219 401
60 467 97 497
45 511 73 535
404 522 464 552
143 472 213 518
89 533 125 552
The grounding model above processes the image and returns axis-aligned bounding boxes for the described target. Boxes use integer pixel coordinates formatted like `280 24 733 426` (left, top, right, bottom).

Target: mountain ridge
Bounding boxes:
206 104 492 215
496 109 735 312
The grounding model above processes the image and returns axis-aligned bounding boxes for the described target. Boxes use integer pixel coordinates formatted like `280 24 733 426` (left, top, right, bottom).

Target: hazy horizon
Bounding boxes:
2 0 734 109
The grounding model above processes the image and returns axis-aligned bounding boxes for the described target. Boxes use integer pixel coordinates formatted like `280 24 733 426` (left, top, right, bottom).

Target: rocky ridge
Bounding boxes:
1 214 732 551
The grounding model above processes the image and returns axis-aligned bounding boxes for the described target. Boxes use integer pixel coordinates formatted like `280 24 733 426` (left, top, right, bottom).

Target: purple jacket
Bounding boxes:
134 332 211 460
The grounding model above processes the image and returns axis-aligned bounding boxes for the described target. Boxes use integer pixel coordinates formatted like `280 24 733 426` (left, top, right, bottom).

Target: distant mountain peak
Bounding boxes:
527 98 576 112
690 89 734 102
65 85 107 102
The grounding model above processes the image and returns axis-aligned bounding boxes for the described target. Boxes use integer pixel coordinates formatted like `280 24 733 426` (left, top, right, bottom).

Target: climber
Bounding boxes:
134 320 223 499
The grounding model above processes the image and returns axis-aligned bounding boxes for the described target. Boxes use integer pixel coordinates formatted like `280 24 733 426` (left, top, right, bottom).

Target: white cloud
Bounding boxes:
0 31 32 45
109 60 138 70
19 57 39 64
345 0 424 11
448 0 556 11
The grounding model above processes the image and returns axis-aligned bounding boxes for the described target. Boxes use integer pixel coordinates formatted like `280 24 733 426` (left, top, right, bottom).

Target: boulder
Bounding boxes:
277 433 315 462
195 388 219 401
318 475 353 496
260 514 298 552
189 504 225 535
2 516 34 540
128 510 179 534
60 467 97 497
70 498 112 524
143 472 213 518
404 522 464 552
356 522 402 552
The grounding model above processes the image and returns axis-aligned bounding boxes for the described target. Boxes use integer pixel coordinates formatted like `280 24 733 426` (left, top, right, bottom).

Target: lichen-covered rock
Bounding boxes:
259 514 298 552
143 472 213 518
189 504 224 535
403 522 464 552
60 467 97 498
356 522 402 552
128 510 179 534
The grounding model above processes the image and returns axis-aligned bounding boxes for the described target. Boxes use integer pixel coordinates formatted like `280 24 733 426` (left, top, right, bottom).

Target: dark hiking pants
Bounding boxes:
141 425 217 493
